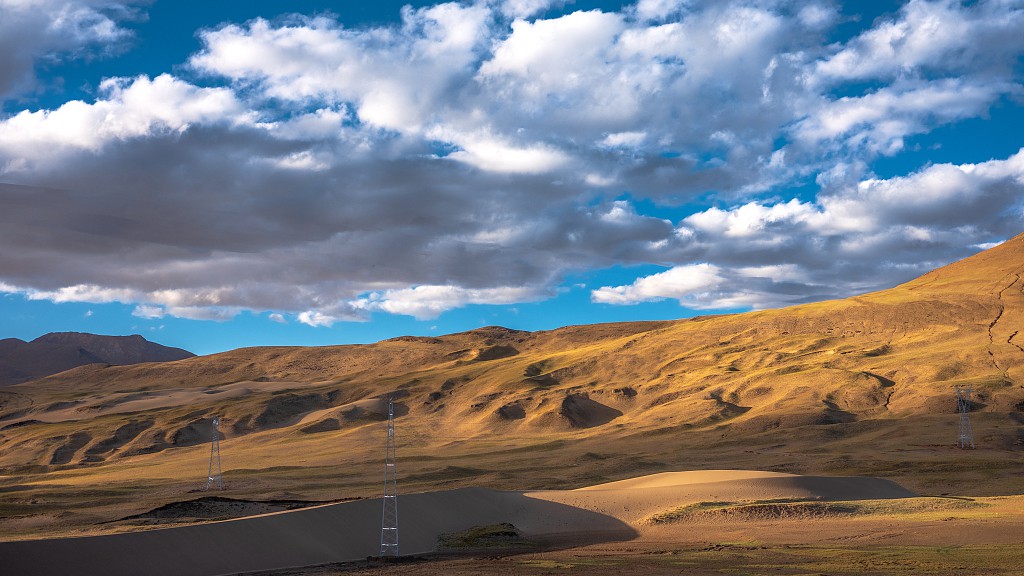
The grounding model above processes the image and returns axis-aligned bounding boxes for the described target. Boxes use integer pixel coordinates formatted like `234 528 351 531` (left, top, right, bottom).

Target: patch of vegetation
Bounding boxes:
647 500 738 523
643 544 1024 576
114 496 331 523
646 498 818 524
438 523 532 550
841 497 991 519
646 497 992 525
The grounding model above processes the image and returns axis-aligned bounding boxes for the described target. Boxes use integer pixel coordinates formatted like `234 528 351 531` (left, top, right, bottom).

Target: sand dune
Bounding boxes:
533 470 915 526
575 470 915 503
0 488 632 576
0 470 914 576
577 469 797 490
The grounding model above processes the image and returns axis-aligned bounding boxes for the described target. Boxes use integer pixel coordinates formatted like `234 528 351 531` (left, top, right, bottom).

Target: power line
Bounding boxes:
955 386 975 449
380 398 399 557
205 416 224 491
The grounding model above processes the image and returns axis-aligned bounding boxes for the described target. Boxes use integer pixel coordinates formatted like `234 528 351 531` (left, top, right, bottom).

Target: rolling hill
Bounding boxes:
0 234 1022 540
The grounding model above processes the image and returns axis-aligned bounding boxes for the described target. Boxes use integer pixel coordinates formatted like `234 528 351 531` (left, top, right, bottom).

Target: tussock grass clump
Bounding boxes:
438 523 531 549
646 497 991 525
646 498 840 524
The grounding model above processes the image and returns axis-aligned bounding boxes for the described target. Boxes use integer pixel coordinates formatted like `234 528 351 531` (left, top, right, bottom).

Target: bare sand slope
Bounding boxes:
0 470 913 576
0 487 633 576
530 470 915 525
576 469 797 489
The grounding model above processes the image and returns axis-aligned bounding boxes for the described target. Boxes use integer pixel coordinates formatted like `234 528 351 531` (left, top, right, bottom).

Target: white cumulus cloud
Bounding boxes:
131 304 164 319
357 285 545 320
814 0 1024 84
0 0 1022 325
297 310 338 327
0 0 142 100
592 264 724 306
497 0 563 19
0 74 246 169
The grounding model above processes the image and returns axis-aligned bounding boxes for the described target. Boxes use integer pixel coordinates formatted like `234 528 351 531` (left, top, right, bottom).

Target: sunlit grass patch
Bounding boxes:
646 497 992 525
603 544 1024 575
782 545 1024 575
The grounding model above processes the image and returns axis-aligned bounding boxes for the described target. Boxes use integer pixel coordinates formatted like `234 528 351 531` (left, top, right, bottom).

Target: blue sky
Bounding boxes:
1 0 1022 355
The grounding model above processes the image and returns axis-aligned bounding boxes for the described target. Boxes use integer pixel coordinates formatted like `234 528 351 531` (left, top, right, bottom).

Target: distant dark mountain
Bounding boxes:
0 332 195 386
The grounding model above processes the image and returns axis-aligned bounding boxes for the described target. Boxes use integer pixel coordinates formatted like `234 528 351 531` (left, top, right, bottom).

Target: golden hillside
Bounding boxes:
1 234 1023 539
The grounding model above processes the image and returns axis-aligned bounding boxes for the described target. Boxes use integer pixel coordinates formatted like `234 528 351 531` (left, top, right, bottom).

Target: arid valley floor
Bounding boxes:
1 235 1024 575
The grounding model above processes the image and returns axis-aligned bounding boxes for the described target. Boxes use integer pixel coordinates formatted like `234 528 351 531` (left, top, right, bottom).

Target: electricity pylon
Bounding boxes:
205 416 224 490
955 386 975 449
380 398 399 557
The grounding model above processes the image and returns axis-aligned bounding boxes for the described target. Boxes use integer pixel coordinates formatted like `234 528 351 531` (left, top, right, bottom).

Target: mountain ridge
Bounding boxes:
0 332 195 387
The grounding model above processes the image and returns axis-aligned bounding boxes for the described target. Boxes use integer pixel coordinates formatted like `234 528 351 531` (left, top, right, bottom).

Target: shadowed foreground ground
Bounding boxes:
8 470 1014 576
0 487 633 576
300 543 1024 576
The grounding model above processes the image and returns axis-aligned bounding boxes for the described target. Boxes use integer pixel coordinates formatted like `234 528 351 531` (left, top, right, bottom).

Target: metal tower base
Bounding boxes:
380 397 399 556
205 416 224 490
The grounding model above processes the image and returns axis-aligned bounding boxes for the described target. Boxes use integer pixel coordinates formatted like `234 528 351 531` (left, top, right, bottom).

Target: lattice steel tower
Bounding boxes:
380 397 399 557
205 416 224 490
956 386 975 449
